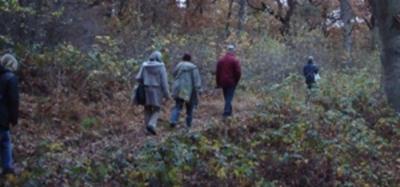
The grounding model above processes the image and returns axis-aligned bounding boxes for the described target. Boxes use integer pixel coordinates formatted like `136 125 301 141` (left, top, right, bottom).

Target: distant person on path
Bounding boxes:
135 51 170 135
216 45 241 119
0 54 19 176
169 53 202 128
303 56 320 104
303 56 319 90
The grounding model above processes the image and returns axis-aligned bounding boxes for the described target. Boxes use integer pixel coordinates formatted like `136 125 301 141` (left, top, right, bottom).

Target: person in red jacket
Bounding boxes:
216 45 241 119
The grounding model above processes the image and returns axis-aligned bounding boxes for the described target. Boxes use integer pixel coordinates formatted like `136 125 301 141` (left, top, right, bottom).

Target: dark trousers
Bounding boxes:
223 86 236 117
307 82 316 90
0 130 13 170
170 99 195 127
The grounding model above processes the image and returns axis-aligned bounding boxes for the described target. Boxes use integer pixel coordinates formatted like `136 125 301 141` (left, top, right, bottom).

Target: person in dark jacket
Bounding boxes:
216 45 241 119
303 56 319 89
0 54 19 175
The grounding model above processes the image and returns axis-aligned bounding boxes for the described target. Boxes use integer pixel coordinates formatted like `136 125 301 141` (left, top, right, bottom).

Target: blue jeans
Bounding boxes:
223 87 236 117
170 99 194 127
0 130 13 170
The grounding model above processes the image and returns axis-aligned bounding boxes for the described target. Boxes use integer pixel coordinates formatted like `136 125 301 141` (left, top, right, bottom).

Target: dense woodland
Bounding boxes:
0 0 399 186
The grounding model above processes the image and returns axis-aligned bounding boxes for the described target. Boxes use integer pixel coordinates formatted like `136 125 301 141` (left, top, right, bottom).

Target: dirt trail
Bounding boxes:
128 90 260 151
79 90 261 155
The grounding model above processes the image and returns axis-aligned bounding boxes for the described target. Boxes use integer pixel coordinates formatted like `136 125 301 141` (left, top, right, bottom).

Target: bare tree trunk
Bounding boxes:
370 24 380 50
117 0 127 17
225 0 234 38
340 0 354 65
321 5 328 36
371 0 400 112
237 0 247 37
136 0 142 28
111 0 118 17
370 15 381 50
280 0 296 36
364 10 380 50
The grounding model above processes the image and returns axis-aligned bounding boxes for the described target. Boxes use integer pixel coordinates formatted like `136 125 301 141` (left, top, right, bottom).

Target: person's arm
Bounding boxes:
160 65 170 98
314 65 319 74
233 59 241 84
7 75 19 126
173 63 181 77
135 63 144 81
193 68 202 93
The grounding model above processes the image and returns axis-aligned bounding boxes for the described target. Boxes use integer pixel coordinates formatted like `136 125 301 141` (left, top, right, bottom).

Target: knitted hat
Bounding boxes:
182 53 191 61
0 54 18 72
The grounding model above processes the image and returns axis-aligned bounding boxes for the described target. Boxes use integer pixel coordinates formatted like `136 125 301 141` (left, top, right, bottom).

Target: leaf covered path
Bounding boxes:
9 89 261 182
87 89 260 155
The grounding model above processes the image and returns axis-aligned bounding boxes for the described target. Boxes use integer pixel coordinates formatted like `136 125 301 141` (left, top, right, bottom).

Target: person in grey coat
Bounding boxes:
169 54 201 128
136 51 170 135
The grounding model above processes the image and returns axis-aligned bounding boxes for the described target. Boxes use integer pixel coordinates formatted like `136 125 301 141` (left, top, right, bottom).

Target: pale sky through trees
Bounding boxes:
177 0 186 8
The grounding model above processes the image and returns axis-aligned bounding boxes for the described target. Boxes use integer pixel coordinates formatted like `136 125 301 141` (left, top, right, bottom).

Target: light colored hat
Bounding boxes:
227 44 236 52
0 54 18 72
149 51 163 62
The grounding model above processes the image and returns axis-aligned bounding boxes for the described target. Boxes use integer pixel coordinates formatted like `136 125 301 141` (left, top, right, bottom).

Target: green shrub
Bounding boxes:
81 117 98 129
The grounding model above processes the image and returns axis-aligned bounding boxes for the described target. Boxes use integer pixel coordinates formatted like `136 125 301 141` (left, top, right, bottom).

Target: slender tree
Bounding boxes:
237 0 247 36
340 0 354 65
225 0 234 38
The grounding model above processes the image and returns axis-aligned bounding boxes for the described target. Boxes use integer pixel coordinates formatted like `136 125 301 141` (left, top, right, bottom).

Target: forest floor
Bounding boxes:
10 88 262 179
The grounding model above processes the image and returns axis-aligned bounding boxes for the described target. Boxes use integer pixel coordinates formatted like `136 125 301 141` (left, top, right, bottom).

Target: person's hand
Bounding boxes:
196 88 203 95
164 96 172 103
